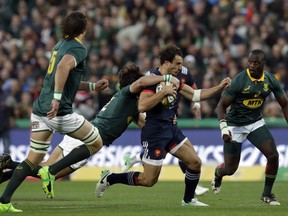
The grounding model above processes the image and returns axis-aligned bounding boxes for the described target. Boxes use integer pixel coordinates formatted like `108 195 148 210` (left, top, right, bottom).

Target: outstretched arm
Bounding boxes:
79 80 109 91
179 77 231 102
130 75 179 94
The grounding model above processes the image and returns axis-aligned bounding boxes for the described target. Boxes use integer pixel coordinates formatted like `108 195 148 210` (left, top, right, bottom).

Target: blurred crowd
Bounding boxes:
0 0 288 131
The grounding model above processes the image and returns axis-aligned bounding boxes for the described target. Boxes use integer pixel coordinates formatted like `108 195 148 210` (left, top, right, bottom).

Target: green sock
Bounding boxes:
49 144 91 175
0 160 34 203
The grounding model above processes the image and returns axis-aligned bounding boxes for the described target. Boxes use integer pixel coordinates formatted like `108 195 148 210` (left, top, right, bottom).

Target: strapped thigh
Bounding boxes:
80 126 100 145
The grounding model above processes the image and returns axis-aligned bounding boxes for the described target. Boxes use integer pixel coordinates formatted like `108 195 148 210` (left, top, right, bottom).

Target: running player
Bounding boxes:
121 60 209 196
0 11 109 213
0 62 180 193
212 49 288 206
96 44 231 206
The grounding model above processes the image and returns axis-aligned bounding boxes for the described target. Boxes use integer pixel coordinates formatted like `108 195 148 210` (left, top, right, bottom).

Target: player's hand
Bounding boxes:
219 77 231 89
222 131 232 142
192 103 201 119
95 79 109 91
47 99 60 120
170 76 180 89
163 84 177 99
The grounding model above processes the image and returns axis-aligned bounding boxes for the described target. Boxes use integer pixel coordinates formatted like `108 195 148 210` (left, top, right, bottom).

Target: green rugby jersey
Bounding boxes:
91 85 139 146
225 69 284 126
33 38 87 116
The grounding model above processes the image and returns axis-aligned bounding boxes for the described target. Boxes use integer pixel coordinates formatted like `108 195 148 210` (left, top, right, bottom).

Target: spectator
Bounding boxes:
0 1 288 121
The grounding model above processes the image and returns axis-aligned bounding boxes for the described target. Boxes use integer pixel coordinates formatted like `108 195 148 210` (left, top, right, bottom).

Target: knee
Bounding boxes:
186 157 202 170
88 140 103 154
267 152 279 163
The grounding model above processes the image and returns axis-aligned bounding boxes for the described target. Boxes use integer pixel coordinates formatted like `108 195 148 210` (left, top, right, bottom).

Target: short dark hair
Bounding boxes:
62 11 87 39
118 62 143 89
249 49 266 62
160 44 183 64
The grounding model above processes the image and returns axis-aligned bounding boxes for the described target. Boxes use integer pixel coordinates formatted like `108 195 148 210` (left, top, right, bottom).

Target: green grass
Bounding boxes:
1 180 287 216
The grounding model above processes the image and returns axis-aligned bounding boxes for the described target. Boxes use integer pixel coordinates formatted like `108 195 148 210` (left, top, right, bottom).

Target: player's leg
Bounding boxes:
96 161 162 198
0 114 53 212
173 139 208 206
178 160 209 196
38 113 102 196
47 119 102 175
211 140 242 194
247 125 280 205
41 146 75 179
96 137 165 198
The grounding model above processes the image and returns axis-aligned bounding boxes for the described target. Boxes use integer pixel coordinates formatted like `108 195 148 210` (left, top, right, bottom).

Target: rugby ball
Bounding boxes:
156 81 175 106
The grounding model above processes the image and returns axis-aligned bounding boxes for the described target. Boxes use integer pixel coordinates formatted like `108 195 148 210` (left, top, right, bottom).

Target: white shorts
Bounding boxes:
228 119 265 143
58 135 88 170
31 113 85 134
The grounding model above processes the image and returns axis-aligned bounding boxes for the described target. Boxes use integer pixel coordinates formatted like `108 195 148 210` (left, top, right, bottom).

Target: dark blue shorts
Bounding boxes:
141 124 186 166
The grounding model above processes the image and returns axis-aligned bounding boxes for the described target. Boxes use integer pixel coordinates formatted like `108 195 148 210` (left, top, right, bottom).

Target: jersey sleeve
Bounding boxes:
185 71 196 87
223 77 239 99
67 45 87 65
270 73 285 98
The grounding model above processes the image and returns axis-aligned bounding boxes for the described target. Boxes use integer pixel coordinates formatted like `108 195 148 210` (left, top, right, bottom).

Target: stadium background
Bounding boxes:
0 0 288 182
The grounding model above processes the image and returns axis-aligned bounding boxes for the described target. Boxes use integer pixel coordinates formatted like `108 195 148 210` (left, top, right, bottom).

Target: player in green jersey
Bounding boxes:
212 49 288 205
0 62 180 186
0 11 109 213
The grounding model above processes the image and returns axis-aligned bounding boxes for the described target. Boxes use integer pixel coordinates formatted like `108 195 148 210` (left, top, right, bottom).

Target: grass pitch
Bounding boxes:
1 180 287 216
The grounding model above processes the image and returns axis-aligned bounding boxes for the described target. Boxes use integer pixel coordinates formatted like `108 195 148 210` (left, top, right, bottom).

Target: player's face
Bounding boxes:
167 55 183 76
247 54 265 79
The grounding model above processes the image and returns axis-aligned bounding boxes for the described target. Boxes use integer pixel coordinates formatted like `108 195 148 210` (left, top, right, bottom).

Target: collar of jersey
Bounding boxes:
74 37 82 44
246 69 264 82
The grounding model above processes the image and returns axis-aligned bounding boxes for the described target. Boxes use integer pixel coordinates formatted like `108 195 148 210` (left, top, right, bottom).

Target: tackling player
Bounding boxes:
96 44 231 207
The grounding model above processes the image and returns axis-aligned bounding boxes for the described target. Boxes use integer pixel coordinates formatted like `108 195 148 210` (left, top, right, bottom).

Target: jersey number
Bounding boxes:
47 51 58 74
100 96 115 112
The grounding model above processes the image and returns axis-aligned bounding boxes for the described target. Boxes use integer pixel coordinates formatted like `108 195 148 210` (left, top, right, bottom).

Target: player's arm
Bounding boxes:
179 77 231 102
190 83 201 119
79 80 109 91
275 94 288 123
47 54 76 119
138 84 176 112
130 75 179 94
54 54 76 94
133 113 146 128
217 93 233 142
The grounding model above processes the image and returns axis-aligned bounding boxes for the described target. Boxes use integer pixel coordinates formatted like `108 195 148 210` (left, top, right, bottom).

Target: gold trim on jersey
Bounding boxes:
74 37 82 44
246 69 264 82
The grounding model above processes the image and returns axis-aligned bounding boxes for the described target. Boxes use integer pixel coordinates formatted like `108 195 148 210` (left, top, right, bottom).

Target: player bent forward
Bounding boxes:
96 46 231 206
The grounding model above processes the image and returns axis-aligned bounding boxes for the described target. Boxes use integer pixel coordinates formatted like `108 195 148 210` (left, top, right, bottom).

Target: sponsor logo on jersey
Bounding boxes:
254 91 261 97
243 98 263 108
263 83 269 91
31 121 39 129
242 85 250 93
154 149 161 157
